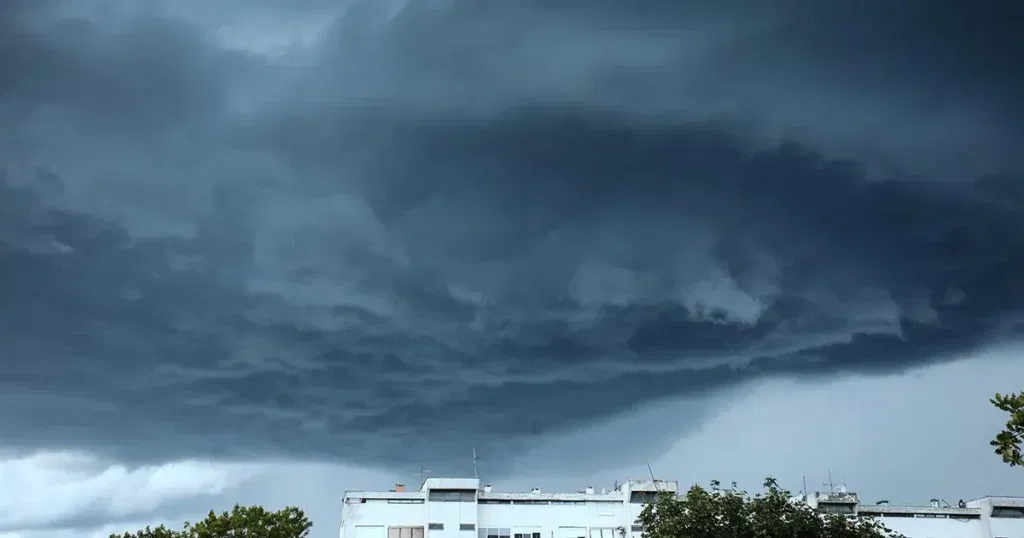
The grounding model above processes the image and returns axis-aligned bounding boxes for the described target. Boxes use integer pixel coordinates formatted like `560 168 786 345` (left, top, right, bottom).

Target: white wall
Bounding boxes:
870 516 985 538
426 501 476 538
345 500 638 538
988 517 1024 538
342 494 1024 538
477 502 631 538
341 500 427 538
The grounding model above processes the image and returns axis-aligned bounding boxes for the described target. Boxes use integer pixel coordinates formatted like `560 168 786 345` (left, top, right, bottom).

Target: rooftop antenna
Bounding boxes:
802 476 808 498
473 449 478 479
417 465 432 485
823 471 834 493
647 462 664 496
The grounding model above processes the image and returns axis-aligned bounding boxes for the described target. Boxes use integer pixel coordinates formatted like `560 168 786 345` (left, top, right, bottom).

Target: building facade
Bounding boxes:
340 477 1024 538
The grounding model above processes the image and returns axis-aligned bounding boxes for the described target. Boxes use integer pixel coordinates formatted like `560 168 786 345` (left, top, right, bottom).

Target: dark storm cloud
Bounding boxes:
1 0 1022 472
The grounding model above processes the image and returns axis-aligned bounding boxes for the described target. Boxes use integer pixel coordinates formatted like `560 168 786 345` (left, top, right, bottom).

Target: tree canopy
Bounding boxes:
110 505 311 538
637 478 904 538
991 391 1024 467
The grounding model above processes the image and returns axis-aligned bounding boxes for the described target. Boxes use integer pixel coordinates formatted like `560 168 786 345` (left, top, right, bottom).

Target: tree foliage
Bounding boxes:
637 478 904 538
991 391 1024 466
110 525 181 538
110 505 311 538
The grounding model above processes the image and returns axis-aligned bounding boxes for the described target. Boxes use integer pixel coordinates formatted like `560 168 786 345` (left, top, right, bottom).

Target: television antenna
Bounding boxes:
416 465 432 485
821 471 847 493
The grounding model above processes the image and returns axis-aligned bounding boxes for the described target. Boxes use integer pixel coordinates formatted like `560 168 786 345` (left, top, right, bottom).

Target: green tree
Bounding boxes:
637 478 904 538
110 505 311 538
991 391 1024 466
110 525 182 538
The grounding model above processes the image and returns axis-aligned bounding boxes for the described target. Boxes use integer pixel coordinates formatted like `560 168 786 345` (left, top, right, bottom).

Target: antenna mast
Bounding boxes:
647 462 663 495
417 465 432 485
473 449 479 479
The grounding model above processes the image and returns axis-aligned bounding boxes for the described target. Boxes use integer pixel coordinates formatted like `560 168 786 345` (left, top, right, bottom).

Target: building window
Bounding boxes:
991 507 1024 518
631 526 643 533
389 527 425 538
629 492 657 504
478 528 511 538
429 524 444 531
429 489 476 502
460 525 476 531
513 533 540 538
817 503 856 515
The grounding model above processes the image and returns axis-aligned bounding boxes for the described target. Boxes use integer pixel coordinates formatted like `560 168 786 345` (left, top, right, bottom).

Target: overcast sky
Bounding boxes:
2 0 1023 537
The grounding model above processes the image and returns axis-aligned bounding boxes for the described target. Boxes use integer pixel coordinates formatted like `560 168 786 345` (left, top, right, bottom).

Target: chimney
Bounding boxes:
531 488 541 494
483 485 493 493
585 486 595 494
395 484 406 492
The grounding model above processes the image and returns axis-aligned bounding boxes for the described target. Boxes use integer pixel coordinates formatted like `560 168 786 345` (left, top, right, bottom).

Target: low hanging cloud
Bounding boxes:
1 0 1022 476
0 451 259 534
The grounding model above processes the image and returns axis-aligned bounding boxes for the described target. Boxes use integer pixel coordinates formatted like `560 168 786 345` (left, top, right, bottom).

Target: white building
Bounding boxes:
340 477 1024 538
806 489 1024 538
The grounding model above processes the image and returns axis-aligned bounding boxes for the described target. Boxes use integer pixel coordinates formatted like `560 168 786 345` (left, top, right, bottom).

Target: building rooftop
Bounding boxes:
341 476 1023 518
858 504 981 517
343 477 679 501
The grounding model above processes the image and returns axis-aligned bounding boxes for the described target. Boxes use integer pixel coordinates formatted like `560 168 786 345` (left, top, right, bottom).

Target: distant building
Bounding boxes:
340 477 1024 538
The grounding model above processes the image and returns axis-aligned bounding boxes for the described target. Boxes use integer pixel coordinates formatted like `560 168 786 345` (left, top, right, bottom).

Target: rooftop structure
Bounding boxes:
340 477 1024 538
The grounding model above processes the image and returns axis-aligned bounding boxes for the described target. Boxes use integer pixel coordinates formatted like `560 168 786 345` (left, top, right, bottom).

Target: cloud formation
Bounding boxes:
1 0 1023 477
0 450 258 535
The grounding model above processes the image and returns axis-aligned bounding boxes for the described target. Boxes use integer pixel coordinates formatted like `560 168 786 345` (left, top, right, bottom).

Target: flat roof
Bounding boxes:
859 505 981 517
345 491 424 500
479 492 623 502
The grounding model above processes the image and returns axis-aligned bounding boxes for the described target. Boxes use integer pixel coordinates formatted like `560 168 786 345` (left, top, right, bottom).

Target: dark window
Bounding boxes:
817 503 856 515
429 524 444 531
460 525 475 531
389 527 425 538
992 507 1024 518
631 526 643 533
629 492 657 504
480 528 510 538
513 534 540 538
429 489 476 502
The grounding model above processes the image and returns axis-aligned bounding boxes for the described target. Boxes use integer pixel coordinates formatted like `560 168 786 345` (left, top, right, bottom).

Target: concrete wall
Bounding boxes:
870 516 985 538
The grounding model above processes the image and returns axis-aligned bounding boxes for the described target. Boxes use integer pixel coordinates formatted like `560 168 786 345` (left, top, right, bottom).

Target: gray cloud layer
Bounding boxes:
1 0 1022 472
